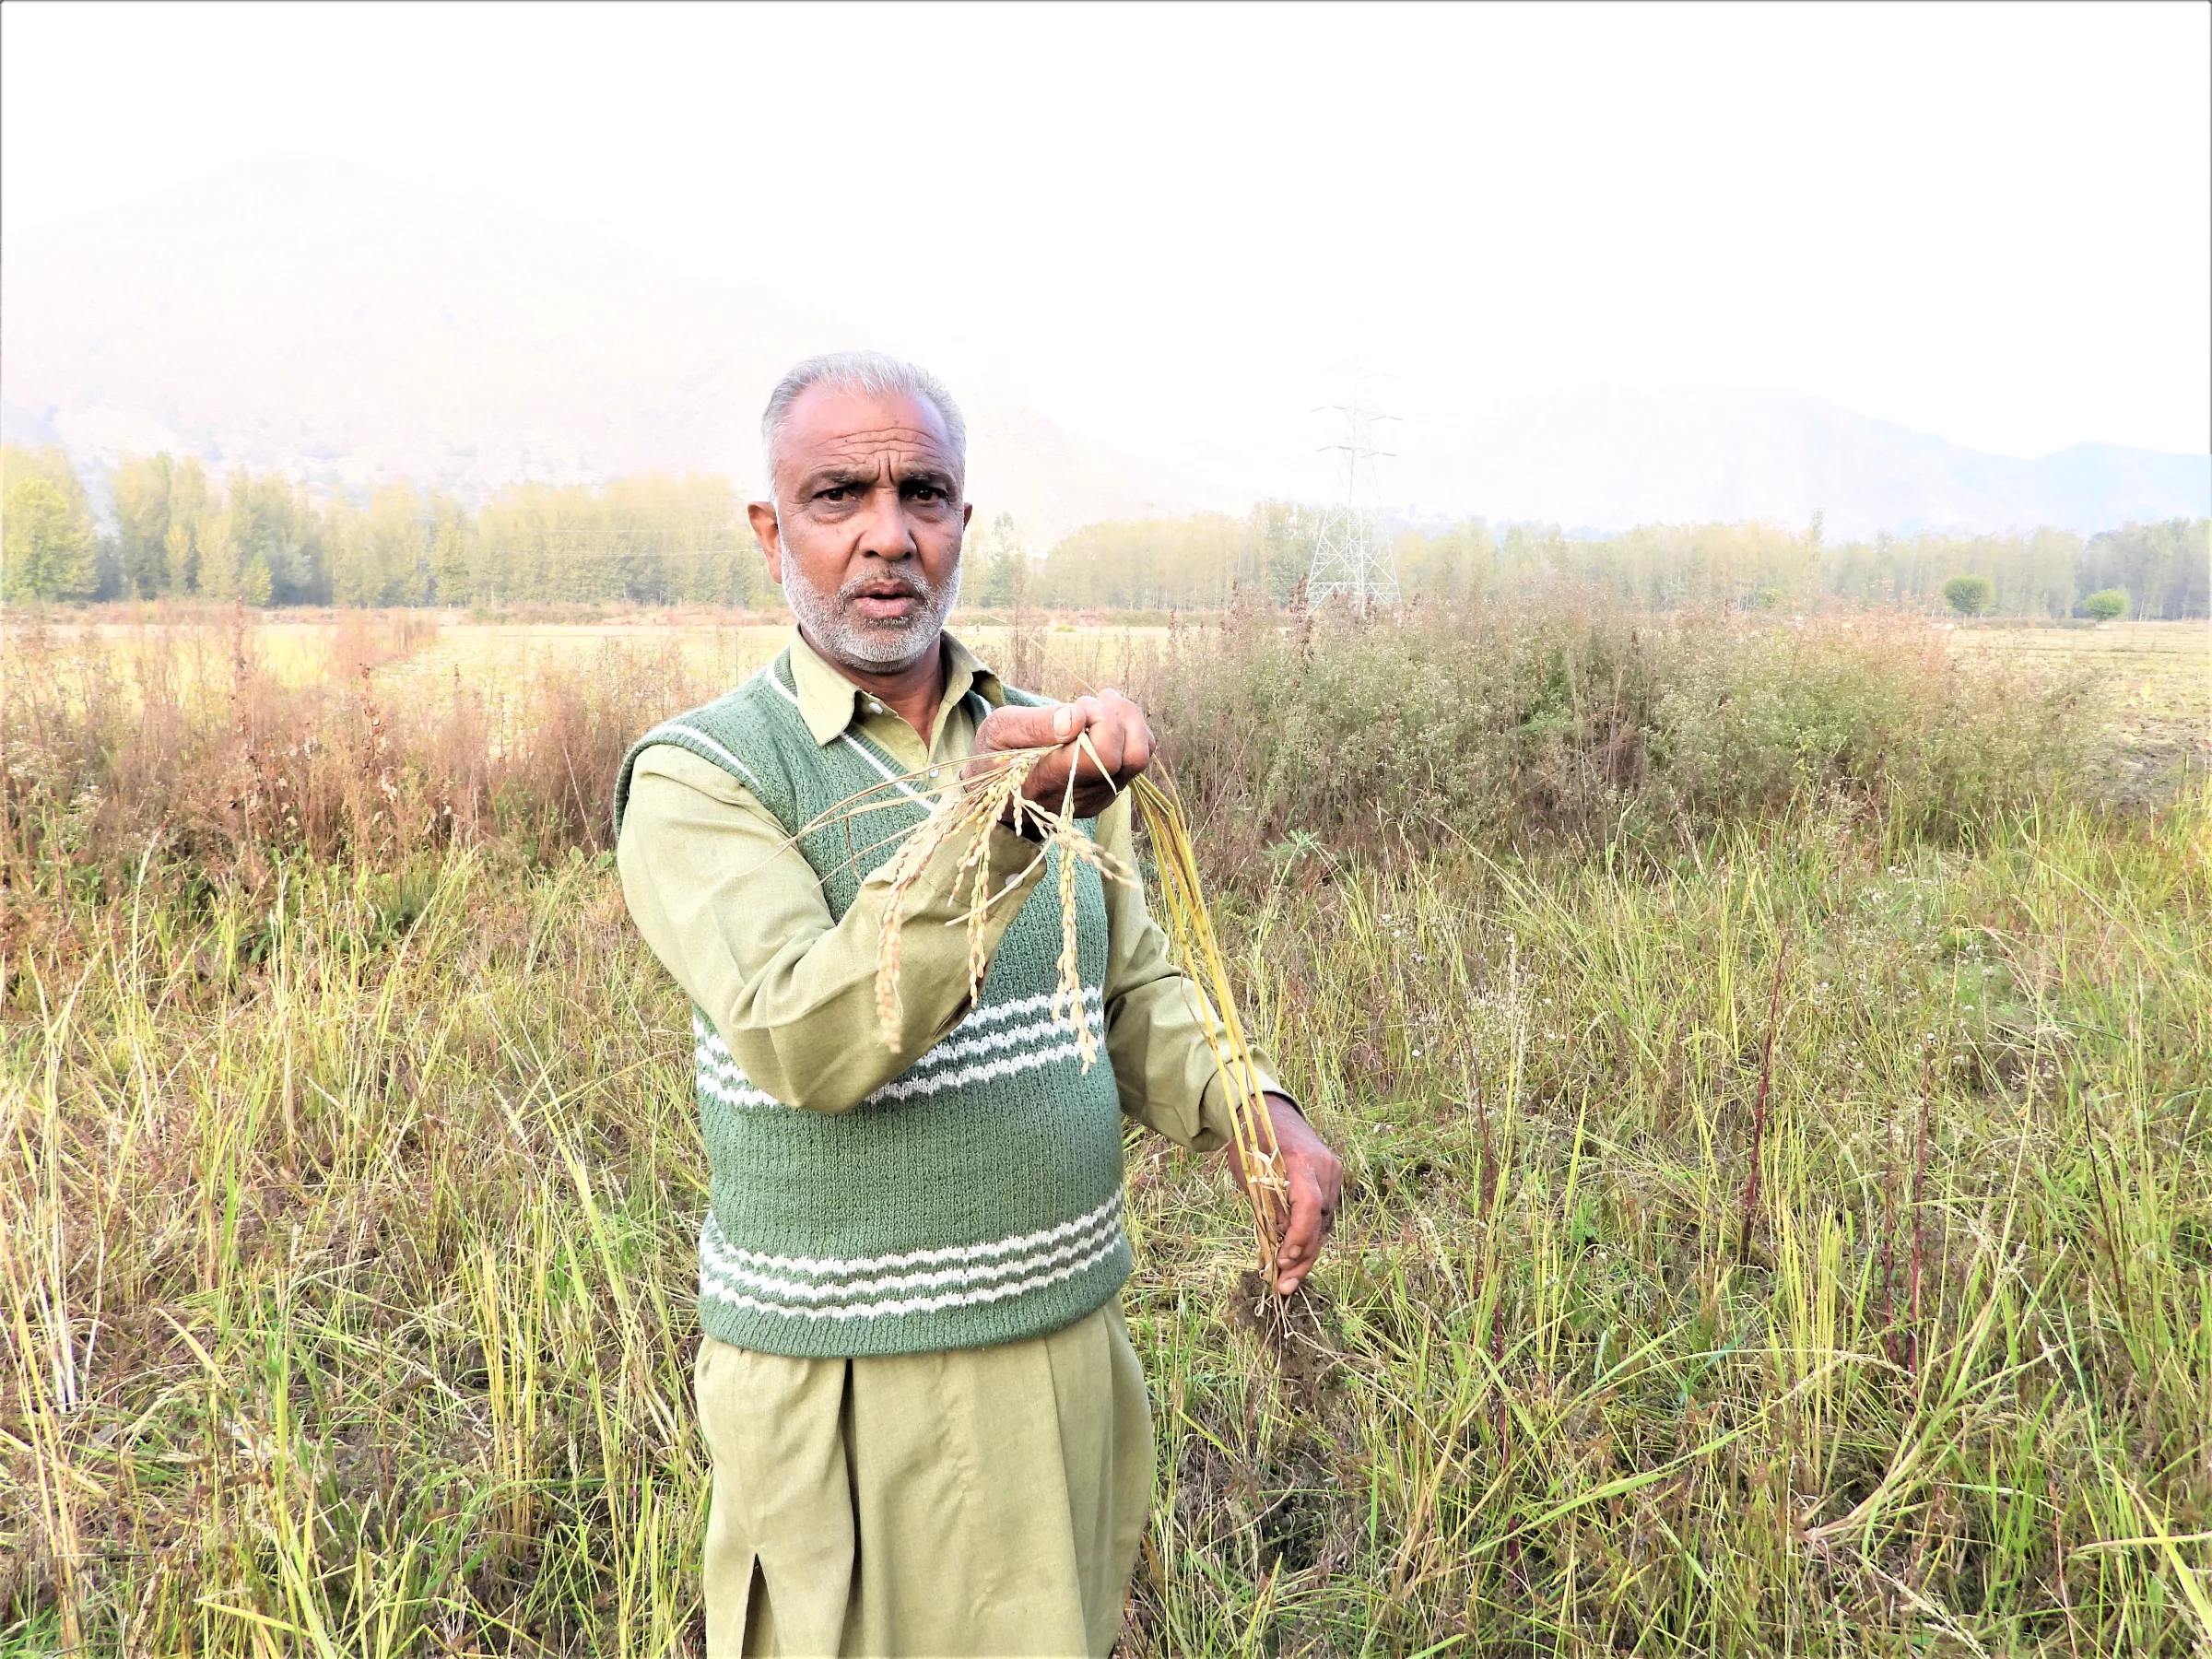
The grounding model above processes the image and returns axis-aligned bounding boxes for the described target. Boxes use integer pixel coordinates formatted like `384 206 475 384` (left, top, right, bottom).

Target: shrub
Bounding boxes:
1122 598 2099 874
2082 587 2128 622
1942 574 1995 617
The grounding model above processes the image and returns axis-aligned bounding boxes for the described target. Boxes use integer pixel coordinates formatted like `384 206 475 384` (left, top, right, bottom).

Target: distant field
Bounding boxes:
32 608 1182 706
1947 618 2206 714
40 608 2206 741
1947 619 2208 798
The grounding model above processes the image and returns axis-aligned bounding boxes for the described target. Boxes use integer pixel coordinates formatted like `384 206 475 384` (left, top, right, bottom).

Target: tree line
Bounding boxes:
2 447 761 609
5 443 2205 618
1021 504 2206 619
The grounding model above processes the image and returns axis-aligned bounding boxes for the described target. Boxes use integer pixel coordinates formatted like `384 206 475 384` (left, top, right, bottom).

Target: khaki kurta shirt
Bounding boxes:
618 629 1277 1657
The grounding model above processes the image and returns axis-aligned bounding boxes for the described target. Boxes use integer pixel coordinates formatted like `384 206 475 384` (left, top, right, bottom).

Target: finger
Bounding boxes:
1276 1166 1325 1293
1117 704 1154 777
1073 697 1123 776
1086 691 1149 779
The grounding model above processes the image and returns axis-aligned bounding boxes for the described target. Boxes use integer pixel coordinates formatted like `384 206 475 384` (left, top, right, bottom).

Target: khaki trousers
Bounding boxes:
696 1301 1153 1657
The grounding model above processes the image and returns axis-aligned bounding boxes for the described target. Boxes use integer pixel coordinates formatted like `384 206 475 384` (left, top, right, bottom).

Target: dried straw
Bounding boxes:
792 740 1291 1274
1127 771 1290 1271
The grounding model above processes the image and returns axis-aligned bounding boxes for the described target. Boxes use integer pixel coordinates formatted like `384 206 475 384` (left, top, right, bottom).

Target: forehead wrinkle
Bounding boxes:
811 420 943 447
802 433 959 482
812 439 954 470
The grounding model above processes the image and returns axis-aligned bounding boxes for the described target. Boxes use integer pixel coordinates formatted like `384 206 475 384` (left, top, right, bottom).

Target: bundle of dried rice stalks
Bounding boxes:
791 739 1291 1274
1127 771 1291 1272
867 735 1131 1071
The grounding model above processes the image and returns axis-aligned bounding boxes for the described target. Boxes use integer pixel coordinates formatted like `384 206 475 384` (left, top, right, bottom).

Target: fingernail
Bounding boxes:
1053 706 1076 737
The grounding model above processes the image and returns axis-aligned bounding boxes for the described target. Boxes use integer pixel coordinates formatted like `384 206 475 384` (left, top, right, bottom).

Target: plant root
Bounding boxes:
1230 1269 1337 1404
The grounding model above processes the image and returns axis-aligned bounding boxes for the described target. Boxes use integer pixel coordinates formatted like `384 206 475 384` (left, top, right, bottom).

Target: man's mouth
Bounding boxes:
848 581 924 622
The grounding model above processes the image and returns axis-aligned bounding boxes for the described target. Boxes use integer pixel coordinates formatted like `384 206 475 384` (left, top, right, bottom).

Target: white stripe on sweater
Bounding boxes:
699 1230 1127 1322
692 990 1101 1059
697 1038 1091 1112
691 990 1103 1111
695 1017 1088 1100
943 986 1105 1032
702 1190 1123 1278
636 722 762 791
768 664 930 803
699 1203 1123 1302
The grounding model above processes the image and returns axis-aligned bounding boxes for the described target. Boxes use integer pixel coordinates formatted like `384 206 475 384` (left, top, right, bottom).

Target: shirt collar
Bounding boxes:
784 626 1006 747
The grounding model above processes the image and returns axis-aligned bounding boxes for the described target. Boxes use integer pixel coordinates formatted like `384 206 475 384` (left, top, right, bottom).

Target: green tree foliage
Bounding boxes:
1393 518 1498 604
3 475 99 601
1035 504 1329 610
1018 510 2208 619
467 473 758 607
3 445 102 601
112 453 176 597
159 458 213 595
1943 574 1996 616
970 512 1032 608
599 472 759 606
2077 520 2209 620
194 511 242 601
228 469 322 604
2 443 94 519
2082 588 2128 622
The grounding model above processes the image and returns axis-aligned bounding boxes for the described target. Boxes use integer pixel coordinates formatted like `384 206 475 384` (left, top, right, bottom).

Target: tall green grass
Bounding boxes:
4 602 2204 1654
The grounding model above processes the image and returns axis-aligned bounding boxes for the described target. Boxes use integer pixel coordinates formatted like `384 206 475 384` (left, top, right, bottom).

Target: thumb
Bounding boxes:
979 702 1083 752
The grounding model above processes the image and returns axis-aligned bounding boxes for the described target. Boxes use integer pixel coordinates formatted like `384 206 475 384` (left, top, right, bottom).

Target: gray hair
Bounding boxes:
759 350 967 495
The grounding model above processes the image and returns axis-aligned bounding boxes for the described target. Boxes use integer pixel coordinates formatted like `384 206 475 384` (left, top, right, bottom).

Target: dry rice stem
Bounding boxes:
790 742 1292 1274
1128 771 1290 1273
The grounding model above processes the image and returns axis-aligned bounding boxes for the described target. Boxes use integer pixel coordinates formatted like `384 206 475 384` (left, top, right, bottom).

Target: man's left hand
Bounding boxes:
1230 1093 1343 1296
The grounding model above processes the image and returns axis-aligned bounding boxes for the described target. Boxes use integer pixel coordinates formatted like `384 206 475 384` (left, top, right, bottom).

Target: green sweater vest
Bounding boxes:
613 651 1131 1358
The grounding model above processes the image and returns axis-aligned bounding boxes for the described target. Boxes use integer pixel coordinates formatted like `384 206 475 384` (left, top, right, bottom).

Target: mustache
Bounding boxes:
838 572 933 603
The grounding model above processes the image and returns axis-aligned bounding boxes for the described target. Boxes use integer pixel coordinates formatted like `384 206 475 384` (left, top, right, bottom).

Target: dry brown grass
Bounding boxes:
3 606 718 890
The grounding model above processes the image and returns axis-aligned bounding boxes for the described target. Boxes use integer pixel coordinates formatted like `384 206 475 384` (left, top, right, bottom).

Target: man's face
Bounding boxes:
748 385 971 673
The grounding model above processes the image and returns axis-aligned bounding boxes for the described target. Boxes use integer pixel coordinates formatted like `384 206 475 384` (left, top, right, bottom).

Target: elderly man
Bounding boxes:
615 351 1342 1656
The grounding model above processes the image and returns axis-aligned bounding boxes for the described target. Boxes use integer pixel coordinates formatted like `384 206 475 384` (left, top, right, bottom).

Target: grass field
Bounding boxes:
1947 621 2208 805
4 603 2207 1655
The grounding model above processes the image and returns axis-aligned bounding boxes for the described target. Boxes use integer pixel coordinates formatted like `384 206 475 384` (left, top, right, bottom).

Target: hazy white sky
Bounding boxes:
5 1 2207 494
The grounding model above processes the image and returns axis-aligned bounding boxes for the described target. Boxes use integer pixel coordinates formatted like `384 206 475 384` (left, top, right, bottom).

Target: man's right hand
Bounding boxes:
967 689 1154 821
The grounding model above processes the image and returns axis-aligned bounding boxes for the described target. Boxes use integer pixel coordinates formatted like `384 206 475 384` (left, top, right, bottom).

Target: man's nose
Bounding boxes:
855 486 918 560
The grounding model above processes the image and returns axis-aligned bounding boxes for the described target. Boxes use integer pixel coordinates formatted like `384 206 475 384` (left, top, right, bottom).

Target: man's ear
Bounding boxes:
747 501 784 585
961 501 973 529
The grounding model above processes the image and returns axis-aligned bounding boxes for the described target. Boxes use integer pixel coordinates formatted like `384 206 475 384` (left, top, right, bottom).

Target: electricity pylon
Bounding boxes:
1305 373 1400 608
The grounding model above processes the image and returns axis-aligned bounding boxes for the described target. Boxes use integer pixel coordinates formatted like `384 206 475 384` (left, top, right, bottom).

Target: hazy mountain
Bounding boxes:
4 177 2203 542
1417 388 2208 538
0 178 1215 544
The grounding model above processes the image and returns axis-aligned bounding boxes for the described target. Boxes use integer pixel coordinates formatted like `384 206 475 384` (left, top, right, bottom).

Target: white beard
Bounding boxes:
782 553 962 671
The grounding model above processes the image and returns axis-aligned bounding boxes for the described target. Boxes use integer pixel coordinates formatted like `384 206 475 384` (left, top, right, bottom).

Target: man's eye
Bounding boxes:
817 486 853 502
